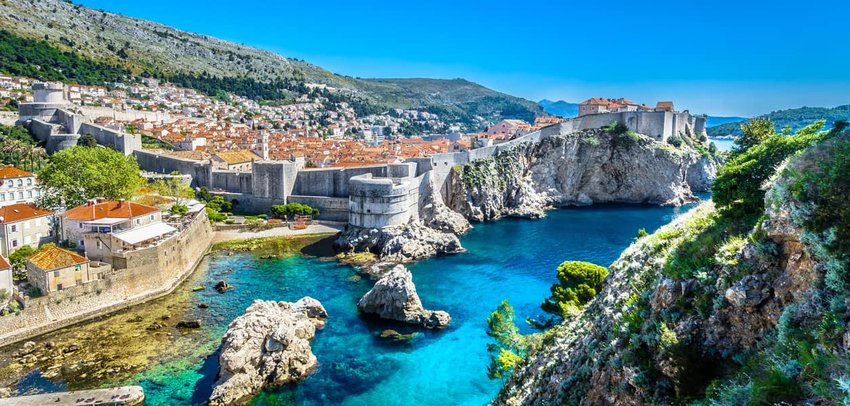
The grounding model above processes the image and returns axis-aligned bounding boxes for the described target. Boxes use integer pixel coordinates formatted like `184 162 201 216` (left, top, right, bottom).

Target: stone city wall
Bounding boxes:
78 106 174 123
291 165 388 198
0 211 213 347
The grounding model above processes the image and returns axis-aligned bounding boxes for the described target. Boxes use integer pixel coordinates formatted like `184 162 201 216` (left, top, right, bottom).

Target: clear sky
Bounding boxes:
77 0 850 117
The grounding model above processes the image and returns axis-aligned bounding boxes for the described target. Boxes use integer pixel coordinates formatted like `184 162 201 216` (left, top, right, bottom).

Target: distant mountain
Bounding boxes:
707 105 850 137
538 99 579 118
706 116 747 128
0 0 541 128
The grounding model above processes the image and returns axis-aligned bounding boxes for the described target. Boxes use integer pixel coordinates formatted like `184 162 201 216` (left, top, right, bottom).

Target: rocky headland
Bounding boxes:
357 264 451 328
449 129 717 221
495 133 849 404
209 297 328 405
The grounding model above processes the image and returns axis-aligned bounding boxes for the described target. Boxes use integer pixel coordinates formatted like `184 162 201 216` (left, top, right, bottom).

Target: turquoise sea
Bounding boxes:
94 204 695 405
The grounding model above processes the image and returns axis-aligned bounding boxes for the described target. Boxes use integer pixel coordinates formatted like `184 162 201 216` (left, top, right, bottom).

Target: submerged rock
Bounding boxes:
176 320 201 329
209 297 328 405
357 265 451 328
379 329 420 342
214 280 233 293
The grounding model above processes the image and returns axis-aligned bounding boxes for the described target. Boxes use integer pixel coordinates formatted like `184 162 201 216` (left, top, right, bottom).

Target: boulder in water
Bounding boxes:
209 297 328 405
214 280 233 293
357 265 451 328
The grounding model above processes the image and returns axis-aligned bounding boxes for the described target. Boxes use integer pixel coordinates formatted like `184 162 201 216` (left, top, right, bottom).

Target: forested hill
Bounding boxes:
708 105 850 137
0 0 541 127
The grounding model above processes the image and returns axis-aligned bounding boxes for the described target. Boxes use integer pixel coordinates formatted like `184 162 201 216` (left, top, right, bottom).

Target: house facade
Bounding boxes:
59 198 175 264
0 166 41 207
26 245 91 294
0 203 55 257
211 150 260 171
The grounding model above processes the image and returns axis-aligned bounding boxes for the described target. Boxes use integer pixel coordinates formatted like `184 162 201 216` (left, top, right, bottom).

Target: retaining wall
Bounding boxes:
0 211 213 347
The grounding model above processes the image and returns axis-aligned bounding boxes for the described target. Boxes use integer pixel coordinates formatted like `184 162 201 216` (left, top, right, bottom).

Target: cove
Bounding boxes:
9 203 697 405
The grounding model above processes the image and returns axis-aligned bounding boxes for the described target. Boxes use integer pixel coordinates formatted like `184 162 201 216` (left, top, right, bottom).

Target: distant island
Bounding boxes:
708 105 850 137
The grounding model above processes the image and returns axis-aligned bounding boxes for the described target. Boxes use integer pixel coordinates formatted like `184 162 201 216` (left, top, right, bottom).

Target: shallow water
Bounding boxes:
9 203 696 405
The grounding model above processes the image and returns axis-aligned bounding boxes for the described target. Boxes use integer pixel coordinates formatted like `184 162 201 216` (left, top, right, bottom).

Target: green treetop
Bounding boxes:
37 146 144 210
542 261 609 317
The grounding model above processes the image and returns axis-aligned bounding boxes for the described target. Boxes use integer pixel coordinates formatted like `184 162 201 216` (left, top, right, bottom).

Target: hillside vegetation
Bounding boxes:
0 0 541 127
709 105 850 137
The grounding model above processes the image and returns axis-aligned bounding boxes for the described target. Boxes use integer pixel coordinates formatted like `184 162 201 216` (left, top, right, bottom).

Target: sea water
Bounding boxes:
120 203 695 405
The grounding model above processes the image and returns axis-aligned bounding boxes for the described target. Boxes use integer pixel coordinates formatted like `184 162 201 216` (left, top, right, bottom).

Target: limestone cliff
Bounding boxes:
495 135 849 405
448 129 717 221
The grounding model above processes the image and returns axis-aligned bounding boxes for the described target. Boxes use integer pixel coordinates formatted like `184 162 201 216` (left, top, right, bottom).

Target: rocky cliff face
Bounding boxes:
209 298 328 405
357 265 451 328
448 129 717 221
495 136 848 405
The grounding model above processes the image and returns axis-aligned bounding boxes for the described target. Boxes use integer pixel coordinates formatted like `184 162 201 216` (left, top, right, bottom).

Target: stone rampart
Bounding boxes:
0 210 213 348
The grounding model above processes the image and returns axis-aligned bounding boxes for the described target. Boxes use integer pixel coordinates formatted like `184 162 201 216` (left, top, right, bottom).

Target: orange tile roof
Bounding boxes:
0 203 53 223
27 245 88 271
0 255 9 270
0 166 34 179
213 150 260 164
62 200 159 221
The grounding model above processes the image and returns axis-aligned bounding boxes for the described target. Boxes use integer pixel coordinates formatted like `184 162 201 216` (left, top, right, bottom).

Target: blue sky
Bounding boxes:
77 0 850 117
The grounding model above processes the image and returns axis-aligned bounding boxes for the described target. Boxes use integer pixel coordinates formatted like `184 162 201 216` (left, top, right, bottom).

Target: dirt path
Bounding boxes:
211 223 343 244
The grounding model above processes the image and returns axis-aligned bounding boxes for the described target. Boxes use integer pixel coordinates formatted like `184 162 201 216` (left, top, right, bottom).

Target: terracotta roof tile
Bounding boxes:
0 166 34 179
0 255 9 270
28 245 88 271
61 200 159 221
0 203 53 223
213 150 260 164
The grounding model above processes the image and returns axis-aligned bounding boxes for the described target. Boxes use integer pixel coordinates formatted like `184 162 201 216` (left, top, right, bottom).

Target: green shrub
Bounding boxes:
542 261 609 316
9 245 36 271
170 204 188 216
27 287 42 298
206 207 227 222
667 135 683 147
270 203 320 218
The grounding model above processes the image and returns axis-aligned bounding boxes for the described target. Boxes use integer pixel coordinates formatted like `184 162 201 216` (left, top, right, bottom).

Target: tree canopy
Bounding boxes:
486 300 527 380
37 146 144 209
542 261 609 317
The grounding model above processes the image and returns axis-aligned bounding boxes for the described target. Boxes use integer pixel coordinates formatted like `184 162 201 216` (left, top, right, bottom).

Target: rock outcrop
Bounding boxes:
209 297 328 405
449 129 718 221
357 265 450 328
335 220 464 263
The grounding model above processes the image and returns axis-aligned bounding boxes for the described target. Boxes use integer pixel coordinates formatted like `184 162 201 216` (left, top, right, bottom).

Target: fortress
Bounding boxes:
16 83 708 230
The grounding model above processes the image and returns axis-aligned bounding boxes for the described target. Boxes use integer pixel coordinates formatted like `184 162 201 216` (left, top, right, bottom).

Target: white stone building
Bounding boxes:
0 166 41 207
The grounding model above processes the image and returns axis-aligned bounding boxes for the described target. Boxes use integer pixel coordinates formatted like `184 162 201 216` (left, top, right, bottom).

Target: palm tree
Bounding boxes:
29 147 46 171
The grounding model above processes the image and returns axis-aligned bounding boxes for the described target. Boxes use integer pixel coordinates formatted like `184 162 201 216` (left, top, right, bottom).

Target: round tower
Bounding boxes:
33 82 66 104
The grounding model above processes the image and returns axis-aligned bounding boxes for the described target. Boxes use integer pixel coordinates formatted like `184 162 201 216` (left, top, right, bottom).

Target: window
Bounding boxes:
0 194 4 202
26 178 32 186
150 215 154 221
79 240 84 246
17 192 22 199
96 241 102 249
11 239 17 247
16 179 21 186
35 190 40 197
75 265 81 272
6 180 11 187
10 225 16 232
6 193 12 200
57 283 63 291
79 223 83 229
26 191 32 198
54 270 60 277
135 219 141 226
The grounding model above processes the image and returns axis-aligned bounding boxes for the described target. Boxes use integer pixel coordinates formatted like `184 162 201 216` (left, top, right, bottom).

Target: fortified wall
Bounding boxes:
17 83 143 155
0 210 213 346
